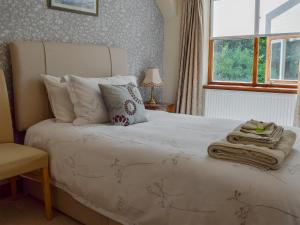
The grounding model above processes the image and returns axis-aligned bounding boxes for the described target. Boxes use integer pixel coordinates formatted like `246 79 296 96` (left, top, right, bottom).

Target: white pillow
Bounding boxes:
66 75 137 125
41 74 76 123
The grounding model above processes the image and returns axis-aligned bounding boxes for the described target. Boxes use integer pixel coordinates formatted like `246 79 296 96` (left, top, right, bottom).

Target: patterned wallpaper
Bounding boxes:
0 0 164 108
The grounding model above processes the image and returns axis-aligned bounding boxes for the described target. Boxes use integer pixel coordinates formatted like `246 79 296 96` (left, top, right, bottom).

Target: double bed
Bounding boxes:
10 41 300 225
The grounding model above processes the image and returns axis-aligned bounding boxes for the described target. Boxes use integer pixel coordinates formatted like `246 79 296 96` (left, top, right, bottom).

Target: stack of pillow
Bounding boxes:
41 74 148 126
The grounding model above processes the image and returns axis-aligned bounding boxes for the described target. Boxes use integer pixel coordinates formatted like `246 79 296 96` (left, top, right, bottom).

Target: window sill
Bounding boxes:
203 84 298 94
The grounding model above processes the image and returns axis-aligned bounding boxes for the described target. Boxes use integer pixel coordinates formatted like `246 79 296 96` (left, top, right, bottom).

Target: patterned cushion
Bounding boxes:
99 83 148 126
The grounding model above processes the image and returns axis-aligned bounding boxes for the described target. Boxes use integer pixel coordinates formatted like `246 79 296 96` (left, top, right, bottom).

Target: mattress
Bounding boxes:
25 110 300 225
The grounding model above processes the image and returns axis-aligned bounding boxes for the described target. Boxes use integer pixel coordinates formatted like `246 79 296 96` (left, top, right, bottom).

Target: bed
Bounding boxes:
10 41 300 225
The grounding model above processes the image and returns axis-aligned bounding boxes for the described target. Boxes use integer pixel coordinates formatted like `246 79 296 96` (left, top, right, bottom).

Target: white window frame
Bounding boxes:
269 37 300 82
210 0 300 40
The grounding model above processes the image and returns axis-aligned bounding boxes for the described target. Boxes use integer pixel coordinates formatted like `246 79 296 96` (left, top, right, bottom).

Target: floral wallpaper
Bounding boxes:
0 0 164 109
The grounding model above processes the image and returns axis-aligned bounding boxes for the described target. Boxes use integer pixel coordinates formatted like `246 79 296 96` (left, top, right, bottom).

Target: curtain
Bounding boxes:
294 66 300 126
176 0 206 115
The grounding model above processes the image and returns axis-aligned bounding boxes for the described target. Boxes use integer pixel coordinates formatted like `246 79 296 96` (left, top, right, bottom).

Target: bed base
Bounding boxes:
22 173 122 225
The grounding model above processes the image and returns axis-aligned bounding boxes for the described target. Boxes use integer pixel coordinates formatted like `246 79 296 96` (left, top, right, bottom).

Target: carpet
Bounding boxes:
0 196 82 225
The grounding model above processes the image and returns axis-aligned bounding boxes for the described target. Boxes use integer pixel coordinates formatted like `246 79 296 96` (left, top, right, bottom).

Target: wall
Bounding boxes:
0 0 164 104
157 0 181 104
157 0 210 105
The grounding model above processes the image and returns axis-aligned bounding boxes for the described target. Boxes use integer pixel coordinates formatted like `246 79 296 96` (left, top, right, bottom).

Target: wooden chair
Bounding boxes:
0 70 53 220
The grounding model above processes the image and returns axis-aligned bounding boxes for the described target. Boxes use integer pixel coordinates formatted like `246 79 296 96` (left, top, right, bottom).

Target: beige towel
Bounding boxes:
208 130 296 170
241 119 278 136
227 124 284 149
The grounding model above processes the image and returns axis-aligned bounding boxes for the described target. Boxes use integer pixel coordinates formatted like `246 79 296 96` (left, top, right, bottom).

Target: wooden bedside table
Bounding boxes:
144 103 175 113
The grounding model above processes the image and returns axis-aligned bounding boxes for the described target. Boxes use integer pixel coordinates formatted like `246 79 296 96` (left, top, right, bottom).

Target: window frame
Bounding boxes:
206 0 300 93
265 35 300 85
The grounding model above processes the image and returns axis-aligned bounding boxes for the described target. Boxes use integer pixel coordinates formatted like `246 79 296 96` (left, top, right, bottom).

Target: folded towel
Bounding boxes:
240 119 280 136
227 124 284 149
208 130 296 170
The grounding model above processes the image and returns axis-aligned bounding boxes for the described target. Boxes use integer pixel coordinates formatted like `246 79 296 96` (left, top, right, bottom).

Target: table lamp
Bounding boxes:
142 68 163 105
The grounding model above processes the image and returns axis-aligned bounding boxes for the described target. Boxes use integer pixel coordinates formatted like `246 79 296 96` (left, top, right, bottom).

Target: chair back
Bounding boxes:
0 70 14 143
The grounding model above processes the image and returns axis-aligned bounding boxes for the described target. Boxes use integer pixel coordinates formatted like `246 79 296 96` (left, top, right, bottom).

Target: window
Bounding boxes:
213 39 254 82
207 0 300 93
212 0 255 37
267 37 300 82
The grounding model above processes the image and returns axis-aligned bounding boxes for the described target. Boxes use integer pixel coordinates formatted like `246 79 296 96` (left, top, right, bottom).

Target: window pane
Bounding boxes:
260 0 300 35
213 39 254 82
270 38 300 81
285 38 300 80
270 42 281 80
212 0 255 37
258 37 267 84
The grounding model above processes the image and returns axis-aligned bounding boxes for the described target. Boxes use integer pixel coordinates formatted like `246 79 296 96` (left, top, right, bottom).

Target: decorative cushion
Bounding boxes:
99 83 148 126
41 74 75 123
66 75 137 125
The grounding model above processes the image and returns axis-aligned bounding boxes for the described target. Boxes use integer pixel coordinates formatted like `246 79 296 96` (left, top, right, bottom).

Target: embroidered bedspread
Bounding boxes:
25 111 300 225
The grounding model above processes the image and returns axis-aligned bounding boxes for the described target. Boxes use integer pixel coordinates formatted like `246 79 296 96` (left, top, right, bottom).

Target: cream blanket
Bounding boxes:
227 124 284 149
209 130 296 170
25 111 300 225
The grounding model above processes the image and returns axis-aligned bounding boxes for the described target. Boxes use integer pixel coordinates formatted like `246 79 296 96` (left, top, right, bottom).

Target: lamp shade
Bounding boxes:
142 68 163 87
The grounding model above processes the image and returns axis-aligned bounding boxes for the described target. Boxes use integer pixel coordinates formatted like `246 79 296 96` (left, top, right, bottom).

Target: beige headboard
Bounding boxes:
10 41 128 131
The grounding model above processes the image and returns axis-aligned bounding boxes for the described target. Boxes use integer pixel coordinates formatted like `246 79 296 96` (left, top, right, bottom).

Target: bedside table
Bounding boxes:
144 103 175 113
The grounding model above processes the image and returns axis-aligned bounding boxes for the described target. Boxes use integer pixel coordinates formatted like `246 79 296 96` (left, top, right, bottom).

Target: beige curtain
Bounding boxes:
294 65 300 126
176 0 206 115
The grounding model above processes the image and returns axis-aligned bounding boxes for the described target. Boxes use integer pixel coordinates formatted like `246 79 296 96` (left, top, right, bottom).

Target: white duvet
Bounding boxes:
25 111 300 225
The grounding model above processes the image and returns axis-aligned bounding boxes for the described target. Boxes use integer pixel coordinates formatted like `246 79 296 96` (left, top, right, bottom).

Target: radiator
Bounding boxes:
204 89 298 126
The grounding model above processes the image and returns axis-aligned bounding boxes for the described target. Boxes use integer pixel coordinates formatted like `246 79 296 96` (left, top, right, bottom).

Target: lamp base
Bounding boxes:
147 98 157 105
147 87 157 105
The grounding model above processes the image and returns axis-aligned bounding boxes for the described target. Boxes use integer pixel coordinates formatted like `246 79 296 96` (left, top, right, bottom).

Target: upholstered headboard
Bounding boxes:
10 41 128 131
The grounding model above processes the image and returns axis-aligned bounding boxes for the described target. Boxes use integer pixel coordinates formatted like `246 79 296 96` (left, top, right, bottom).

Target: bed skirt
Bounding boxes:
22 176 122 225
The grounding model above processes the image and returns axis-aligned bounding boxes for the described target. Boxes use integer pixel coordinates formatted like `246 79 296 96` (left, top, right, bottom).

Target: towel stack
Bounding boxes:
208 120 296 170
227 120 284 149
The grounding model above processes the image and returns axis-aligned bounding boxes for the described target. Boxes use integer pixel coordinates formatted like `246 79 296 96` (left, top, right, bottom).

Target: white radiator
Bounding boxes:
204 89 297 126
